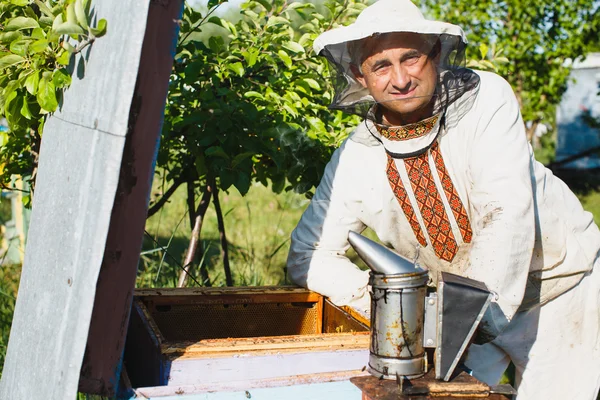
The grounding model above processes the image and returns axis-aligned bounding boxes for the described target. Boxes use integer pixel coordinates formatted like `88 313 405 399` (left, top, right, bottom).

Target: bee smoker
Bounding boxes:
348 232 493 381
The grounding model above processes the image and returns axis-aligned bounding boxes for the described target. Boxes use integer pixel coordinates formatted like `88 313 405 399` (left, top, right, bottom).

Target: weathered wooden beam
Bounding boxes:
0 1 155 399
78 0 184 395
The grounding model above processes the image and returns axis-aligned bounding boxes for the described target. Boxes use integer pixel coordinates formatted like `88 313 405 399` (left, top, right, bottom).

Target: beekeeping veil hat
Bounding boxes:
314 0 480 132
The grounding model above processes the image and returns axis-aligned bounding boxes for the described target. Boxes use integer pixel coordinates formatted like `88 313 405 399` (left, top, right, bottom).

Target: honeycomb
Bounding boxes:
149 301 320 342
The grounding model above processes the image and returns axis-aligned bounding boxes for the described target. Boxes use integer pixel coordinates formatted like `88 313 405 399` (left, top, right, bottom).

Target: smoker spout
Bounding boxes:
348 231 424 275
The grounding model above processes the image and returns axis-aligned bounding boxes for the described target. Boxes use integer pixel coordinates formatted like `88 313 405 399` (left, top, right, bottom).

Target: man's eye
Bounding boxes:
373 64 390 72
404 55 421 65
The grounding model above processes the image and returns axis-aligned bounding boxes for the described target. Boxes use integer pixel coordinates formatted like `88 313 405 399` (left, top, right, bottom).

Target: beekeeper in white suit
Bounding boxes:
286 0 600 398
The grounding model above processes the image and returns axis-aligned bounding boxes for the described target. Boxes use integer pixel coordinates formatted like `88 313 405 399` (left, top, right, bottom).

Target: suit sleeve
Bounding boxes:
465 74 535 336
287 141 371 316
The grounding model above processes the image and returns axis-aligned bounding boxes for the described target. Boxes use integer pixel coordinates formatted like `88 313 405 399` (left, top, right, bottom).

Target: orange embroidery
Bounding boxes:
404 152 458 262
386 155 427 247
376 114 440 141
430 143 473 243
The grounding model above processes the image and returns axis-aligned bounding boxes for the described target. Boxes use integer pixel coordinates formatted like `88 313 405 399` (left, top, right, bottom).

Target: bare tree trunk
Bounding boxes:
210 177 233 287
177 187 212 287
186 177 196 230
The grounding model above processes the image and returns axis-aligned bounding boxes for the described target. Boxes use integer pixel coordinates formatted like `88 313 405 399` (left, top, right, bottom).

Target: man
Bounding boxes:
286 0 600 399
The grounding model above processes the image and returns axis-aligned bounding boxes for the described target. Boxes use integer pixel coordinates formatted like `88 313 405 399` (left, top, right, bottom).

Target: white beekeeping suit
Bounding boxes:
287 1 600 399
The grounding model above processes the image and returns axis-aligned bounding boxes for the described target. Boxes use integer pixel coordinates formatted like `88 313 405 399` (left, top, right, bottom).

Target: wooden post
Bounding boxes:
78 0 183 395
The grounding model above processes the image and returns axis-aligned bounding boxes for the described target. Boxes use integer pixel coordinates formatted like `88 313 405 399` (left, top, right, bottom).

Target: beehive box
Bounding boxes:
123 286 370 393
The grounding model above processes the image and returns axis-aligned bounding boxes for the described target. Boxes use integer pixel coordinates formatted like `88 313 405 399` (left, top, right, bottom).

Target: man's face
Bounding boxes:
353 33 439 125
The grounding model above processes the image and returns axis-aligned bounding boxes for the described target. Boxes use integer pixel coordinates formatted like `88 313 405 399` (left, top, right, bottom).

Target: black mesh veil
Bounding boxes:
319 32 480 127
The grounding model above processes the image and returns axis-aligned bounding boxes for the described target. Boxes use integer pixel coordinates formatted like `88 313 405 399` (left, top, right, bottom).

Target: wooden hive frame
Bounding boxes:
123 286 371 392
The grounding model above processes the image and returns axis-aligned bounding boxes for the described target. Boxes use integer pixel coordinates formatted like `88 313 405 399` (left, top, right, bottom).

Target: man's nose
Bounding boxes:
390 65 411 91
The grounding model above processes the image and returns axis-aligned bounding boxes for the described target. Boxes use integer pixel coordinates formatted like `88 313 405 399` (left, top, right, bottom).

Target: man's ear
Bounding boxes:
350 64 367 88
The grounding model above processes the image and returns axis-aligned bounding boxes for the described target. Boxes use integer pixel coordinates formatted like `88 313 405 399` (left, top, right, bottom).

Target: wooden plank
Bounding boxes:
323 300 369 334
78 0 184 395
341 304 371 327
162 332 370 358
316 295 324 333
123 301 165 388
166 349 369 386
350 370 511 400
136 286 322 306
133 370 369 397
135 286 317 296
0 1 153 399
132 380 363 400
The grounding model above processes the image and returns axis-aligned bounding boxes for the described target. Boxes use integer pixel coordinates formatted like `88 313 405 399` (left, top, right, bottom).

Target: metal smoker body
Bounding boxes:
349 232 493 381
369 271 429 379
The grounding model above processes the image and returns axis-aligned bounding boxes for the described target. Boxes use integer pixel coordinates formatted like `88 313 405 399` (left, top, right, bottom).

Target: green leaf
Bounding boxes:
205 146 230 160
282 41 305 54
31 27 46 39
52 68 71 88
10 39 31 57
56 50 71 65
243 91 264 100
479 43 489 60
4 91 22 127
266 16 289 28
302 78 321 90
0 54 25 71
30 39 49 54
89 18 107 37
234 172 251 196
20 98 33 120
25 71 40 95
5 17 40 31
66 3 77 24
34 0 54 17
52 13 63 31
37 75 58 112
0 31 22 44
54 22 84 35
10 0 30 7
75 0 89 30
242 50 259 67
228 62 244 77
231 152 254 168
277 50 292 68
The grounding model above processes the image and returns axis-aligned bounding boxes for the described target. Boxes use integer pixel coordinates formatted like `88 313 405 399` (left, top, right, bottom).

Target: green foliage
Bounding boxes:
0 263 20 378
0 0 107 192
157 0 364 202
419 0 600 142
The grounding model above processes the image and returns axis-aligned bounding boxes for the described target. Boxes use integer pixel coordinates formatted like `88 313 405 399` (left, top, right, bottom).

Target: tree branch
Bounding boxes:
147 173 187 218
210 177 233 286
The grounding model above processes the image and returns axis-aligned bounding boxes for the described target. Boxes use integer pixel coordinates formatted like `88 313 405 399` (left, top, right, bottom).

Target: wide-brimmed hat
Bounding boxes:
314 0 476 123
314 0 466 57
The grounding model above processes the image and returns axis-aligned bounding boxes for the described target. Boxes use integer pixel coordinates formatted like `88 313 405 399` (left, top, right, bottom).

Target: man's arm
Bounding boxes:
464 73 535 336
287 141 371 316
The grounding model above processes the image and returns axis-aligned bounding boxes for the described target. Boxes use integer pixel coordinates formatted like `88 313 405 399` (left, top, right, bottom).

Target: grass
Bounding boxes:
139 182 310 288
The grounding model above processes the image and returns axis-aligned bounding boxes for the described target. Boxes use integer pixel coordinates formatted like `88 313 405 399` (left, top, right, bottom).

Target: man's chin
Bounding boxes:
380 107 431 125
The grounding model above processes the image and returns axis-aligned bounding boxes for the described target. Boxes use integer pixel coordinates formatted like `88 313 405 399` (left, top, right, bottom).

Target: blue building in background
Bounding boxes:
556 53 600 169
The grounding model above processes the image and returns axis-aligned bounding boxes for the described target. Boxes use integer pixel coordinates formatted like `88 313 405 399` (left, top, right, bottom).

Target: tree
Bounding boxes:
419 0 600 148
0 0 107 199
152 0 366 286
